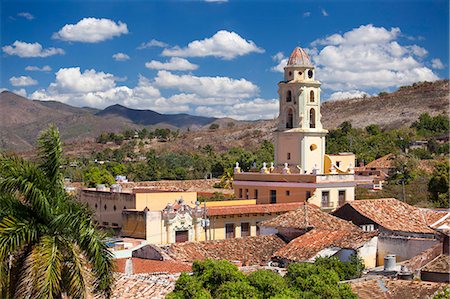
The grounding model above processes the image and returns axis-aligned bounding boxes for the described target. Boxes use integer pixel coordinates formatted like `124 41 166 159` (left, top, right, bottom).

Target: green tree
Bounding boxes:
247 269 288 299
84 166 115 187
216 281 259 299
0 125 114 298
428 161 450 207
167 273 211 299
209 123 220 130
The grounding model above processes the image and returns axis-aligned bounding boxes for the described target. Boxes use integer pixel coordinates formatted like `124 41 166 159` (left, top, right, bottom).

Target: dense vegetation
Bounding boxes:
65 113 448 207
0 125 114 298
167 257 363 299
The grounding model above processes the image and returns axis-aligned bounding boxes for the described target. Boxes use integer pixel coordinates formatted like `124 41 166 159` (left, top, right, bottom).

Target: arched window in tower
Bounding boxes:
286 90 292 102
309 108 316 128
310 90 315 102
286 109 294 129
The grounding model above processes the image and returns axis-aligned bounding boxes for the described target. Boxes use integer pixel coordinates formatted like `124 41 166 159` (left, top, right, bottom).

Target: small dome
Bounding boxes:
287 47 311 66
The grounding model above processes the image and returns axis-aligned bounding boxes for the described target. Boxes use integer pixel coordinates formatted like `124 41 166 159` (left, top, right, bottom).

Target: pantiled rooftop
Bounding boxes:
421 254 450 274
161 234 287 266
335 198 440 234
115 258 191 274
207 202 304 216
349 277 448 299
260 203 357 231
400 243 443 272
273 229 377 262
106 273 178 299
365 153 395 169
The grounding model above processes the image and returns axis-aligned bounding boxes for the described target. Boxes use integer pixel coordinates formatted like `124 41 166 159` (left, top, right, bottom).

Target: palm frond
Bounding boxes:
62 242 92 299
37 124 63 189
0 216 39 262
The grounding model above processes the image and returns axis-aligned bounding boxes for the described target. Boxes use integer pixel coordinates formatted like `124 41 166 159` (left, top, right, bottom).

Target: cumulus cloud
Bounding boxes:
271 52 288 72
17 12 34 20
321 9 329 16
3 41 64 58
25 65 52 72
112 52 130 61
13 89 27 97
145 57 198 71
154 70 259 98
28 66 271 119
137 39 168 49
328 90 368 101
431 58 445 69
196 98 278 120
9 76 38 87
53 18 128 43
307 24 439 92
162 30 264 60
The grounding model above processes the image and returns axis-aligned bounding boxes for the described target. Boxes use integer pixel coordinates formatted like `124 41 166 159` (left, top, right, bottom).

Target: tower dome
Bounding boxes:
287 47 311 66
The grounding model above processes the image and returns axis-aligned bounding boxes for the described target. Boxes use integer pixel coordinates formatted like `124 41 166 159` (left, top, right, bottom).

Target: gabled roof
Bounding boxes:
421 254 450 274
400 243 443 272
161 235 287 266
334 198 439 234
273 229 377 262
260 203 357 231
207 202 304 216
365 153 395 169
115 258 191 274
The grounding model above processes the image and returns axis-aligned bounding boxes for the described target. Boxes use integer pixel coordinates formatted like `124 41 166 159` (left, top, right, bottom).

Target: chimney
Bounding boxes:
383 254 396 272
125 258 133 275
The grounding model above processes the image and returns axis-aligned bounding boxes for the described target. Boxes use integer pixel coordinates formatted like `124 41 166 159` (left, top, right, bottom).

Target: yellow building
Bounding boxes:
78 187 197 229
123 198 303 244
233 47 356 210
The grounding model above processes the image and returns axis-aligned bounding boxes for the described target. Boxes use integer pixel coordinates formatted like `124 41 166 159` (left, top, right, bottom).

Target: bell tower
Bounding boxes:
274 47 328 173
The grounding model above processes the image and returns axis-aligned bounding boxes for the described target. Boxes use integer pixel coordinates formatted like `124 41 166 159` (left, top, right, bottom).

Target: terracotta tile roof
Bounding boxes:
365 153 396 169
161 235 287 266
105 273 179 299
349 278 448 299
260 203 358 231
336 198 438 234
273 229 377 262
421 254 450 274
287 47 312 66
207 202 304 216
400 243 443 272
115 258 191 274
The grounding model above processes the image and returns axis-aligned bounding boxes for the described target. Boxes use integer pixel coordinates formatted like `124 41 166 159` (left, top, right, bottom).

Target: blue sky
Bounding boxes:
1 0 448 120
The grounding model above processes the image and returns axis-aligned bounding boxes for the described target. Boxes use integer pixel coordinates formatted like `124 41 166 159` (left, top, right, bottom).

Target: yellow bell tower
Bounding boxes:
274 47 328 173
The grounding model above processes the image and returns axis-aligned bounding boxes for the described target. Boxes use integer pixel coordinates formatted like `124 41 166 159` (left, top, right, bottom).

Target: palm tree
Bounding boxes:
0 125 115 298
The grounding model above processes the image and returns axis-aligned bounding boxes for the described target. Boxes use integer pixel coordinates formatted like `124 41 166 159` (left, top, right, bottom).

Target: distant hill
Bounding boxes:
1 80 448 153
96 104 216 127
0 91 219 151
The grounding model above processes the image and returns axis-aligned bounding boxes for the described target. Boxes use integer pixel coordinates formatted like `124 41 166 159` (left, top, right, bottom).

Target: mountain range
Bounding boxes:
1 79 448 152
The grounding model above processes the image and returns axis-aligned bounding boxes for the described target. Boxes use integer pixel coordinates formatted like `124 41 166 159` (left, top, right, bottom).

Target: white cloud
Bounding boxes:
53 18 128 43
162 30 264 60
196 98 278 120
17 12 34 20
321 9 329 16
50 67 116 93
3 41 64 58
154 70 259 98
145 57 198 71
431 58 445 69
25 65 52 72
9 76 38 87
328 90 368 101
137 39 168 49
308 24 439 91
271 52 288 72
29 66 270 119
112 52 130 61
303 12 311 17
13 89 27 97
